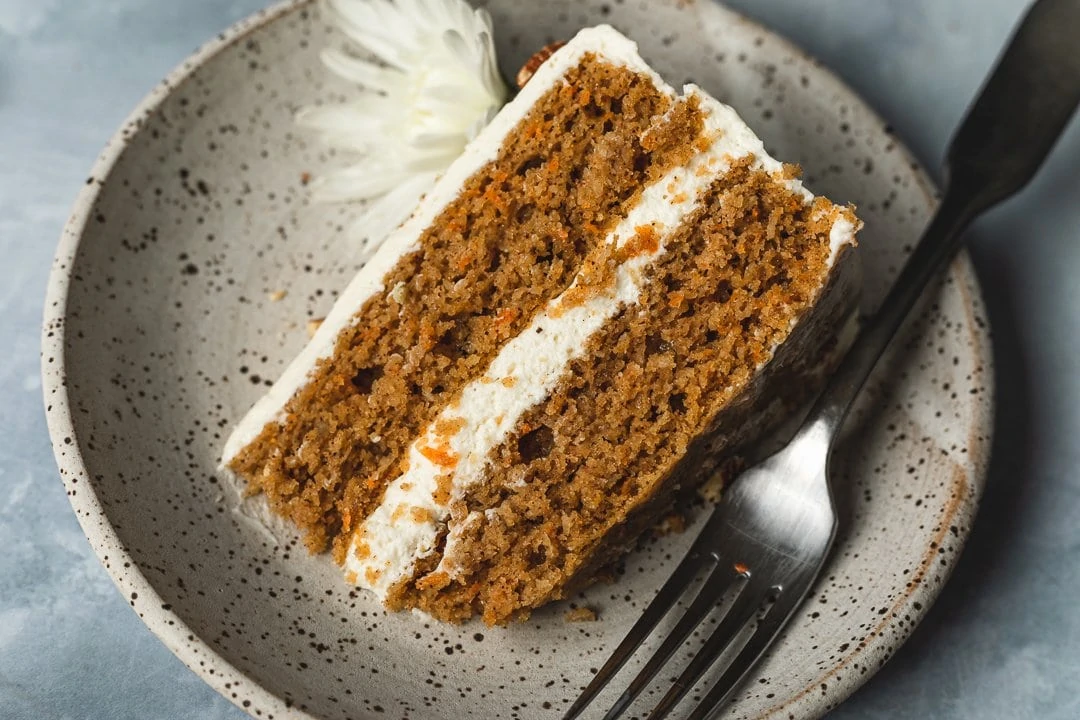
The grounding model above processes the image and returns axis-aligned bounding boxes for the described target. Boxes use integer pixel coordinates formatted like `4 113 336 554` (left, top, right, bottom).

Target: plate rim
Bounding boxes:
40 1 994 718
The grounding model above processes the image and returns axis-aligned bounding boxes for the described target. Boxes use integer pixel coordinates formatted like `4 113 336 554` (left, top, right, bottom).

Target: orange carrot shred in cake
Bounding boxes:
222 26 860 625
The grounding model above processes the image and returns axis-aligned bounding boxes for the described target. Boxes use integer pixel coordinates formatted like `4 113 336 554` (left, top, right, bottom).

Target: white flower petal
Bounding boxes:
441 28 474 68
296 103 400 153
311 164 412 202
409 130 466 148
299 0 510 255
296 102 384 134
319 48 402 93
350 171 438 249
328 0 414 69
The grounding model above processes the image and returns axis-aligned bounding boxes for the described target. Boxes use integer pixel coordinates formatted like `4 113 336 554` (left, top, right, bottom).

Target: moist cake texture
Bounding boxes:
222 25 861 625
228 53 698 559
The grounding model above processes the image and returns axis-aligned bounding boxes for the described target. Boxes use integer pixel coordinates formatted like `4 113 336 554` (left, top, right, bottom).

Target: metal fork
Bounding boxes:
563 1 1080 718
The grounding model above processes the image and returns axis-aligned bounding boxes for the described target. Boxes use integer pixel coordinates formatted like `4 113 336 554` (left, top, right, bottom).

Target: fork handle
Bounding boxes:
808 0 1080 437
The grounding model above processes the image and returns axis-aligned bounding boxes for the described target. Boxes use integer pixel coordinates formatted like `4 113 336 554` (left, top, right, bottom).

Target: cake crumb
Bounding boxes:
433 416 467 436
653 512 687 538
698 475 725 504
565 606 598 622
698 456 744 504
306 317 324 337
493 307 519 327
780 163 802 180
389 281 407 305
268 289 287 302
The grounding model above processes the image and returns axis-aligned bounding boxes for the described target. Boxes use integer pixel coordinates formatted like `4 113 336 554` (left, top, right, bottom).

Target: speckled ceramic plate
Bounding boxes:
43 1 993 718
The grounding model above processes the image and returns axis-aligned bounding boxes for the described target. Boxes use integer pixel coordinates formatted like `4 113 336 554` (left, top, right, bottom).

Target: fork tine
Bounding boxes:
644 579 766 720
684 590 804 720
599 563 748 720
560 532 716 720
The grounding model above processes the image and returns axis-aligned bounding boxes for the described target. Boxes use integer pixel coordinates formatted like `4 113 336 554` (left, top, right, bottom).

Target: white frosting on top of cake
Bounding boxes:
345 88 856 599
221 25 668 464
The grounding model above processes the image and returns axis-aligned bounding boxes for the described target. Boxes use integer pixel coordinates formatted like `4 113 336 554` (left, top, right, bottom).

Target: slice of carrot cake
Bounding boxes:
222 25 861 625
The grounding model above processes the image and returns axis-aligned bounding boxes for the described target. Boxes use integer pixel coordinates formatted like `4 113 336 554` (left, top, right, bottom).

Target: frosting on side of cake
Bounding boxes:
828 215 857 263
345 89 859 598
221 25 672 464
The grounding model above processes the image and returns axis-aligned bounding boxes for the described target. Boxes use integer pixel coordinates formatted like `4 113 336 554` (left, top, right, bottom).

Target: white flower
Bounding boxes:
298 0 508 260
